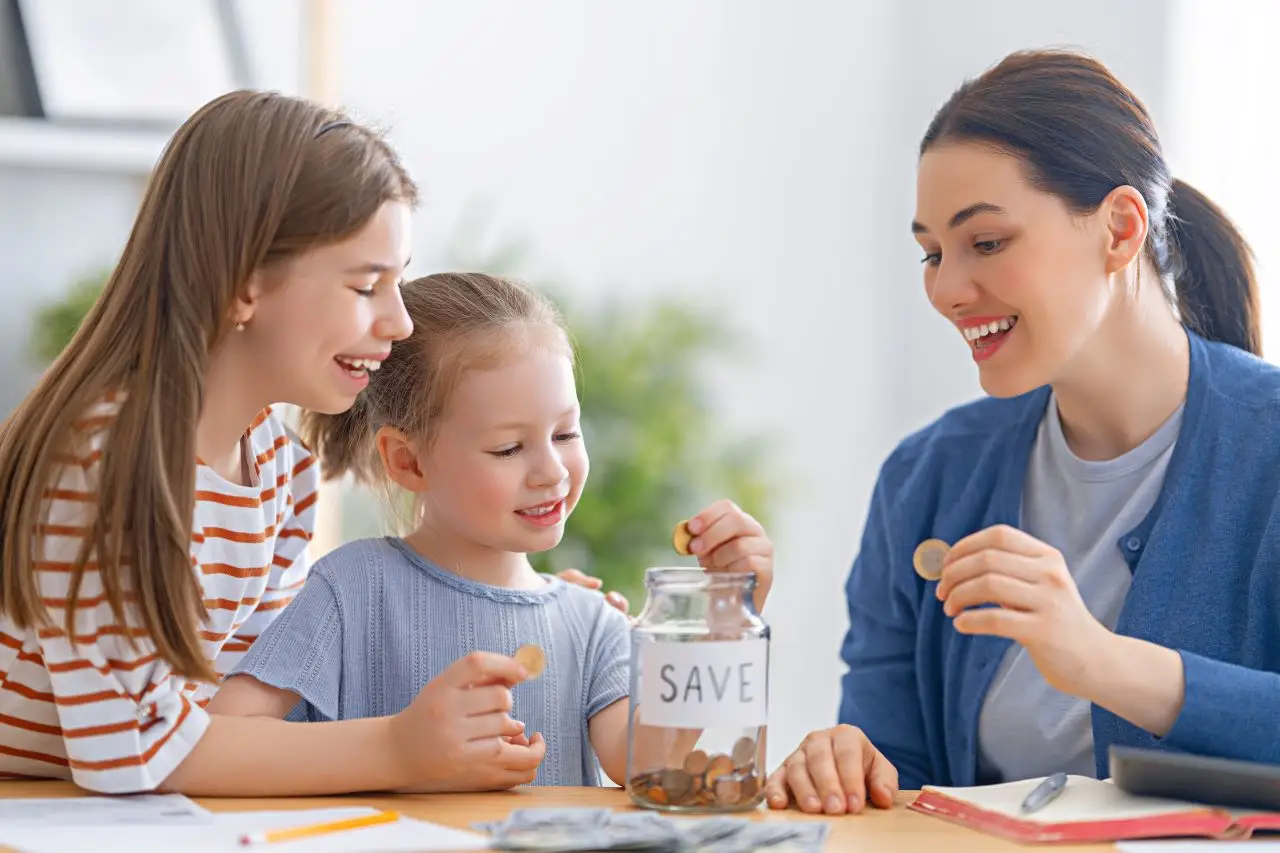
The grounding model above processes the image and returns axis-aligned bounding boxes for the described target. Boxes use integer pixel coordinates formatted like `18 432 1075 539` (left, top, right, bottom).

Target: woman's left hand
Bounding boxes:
685 499 774 614
936 524 1114 696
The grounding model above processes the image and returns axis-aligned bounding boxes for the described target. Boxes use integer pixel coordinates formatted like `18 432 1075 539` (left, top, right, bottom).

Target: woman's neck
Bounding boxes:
1052 282 1190 461
403 516 546 590
198 342 270 485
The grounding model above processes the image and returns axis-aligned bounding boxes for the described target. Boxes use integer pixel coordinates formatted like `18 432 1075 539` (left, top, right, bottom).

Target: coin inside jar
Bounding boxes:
513 643 545 678
658 768 694 804
912 538 950 581
704 753 734 786
731 736 756 769
683 749 711 776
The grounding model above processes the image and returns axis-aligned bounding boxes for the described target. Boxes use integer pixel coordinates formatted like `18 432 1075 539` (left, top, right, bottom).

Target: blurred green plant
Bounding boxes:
29 268 110 364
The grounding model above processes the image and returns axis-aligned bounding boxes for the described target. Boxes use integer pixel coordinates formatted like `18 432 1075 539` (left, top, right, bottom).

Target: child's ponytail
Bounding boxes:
299 394 382 485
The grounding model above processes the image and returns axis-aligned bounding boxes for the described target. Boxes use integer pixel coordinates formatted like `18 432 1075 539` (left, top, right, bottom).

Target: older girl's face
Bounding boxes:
912 143 1119 398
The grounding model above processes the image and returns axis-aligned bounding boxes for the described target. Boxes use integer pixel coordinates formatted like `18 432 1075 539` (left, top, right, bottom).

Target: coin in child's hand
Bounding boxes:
514 644 546 678
672 520 694 556
913 538 950 581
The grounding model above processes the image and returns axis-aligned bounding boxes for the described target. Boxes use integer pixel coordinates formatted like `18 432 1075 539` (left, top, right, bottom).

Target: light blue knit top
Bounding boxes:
230 536 632 786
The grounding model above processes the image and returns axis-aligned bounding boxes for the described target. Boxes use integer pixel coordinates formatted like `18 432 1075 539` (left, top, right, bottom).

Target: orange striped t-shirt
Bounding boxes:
0 401 317 793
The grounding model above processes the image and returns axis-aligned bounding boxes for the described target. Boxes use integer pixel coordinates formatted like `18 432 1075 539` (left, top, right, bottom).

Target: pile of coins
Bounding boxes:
629 736 762 810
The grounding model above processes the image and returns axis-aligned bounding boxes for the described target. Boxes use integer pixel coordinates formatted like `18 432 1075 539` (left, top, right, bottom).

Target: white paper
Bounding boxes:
639 638 767 728
1118 844 1280 852
0 807 489 853
0 793 211 825
922 776 1207 823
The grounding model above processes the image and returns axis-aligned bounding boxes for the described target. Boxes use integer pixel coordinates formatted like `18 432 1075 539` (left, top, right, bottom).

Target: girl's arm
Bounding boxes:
588 699 631 785
167 652 541 796
206 674 298 718
588 702 702 787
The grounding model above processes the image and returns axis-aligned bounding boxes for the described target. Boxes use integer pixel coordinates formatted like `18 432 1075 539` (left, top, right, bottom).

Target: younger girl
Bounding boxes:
211 272 775 787
0 91 534 796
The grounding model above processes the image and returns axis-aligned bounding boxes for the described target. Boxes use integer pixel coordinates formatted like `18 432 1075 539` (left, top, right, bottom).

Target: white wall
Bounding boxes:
1165 0 1279 356
0 164 146 414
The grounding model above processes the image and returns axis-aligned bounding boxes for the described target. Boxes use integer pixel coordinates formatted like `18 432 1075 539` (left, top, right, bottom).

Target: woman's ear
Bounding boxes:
1100 184 1150 276
376 426 427 491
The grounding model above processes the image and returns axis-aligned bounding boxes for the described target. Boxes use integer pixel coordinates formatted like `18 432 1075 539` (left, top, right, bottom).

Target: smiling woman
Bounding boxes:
764 48 1280 818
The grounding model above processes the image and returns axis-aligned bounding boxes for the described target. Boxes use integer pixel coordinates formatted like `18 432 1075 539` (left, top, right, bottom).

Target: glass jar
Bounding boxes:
625 567 770 812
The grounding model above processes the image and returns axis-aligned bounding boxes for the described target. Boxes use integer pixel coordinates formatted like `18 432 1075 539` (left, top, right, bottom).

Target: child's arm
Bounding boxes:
165 652 541 795
206 571 547 795
588 698 631 785
36 553 538 794
206 674 298 718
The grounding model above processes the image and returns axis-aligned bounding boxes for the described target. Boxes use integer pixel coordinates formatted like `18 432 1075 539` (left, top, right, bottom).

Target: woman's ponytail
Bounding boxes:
1167 178 1261 357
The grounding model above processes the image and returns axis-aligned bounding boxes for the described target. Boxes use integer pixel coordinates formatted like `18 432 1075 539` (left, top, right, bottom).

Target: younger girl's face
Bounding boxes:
420 342 588 555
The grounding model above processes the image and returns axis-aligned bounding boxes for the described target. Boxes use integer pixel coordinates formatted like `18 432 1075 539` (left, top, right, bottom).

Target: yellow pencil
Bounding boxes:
237 810 401 846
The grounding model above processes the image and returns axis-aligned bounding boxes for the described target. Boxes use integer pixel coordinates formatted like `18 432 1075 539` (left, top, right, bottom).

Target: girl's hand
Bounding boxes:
936 524 1114 696
389 652 546 793
685 499 774 613
556 568 631 617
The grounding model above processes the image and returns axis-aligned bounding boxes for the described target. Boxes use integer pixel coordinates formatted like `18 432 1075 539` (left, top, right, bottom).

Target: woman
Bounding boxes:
763 48 1278 815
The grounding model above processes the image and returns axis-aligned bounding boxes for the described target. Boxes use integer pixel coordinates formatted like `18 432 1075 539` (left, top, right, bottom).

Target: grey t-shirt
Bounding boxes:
230 536 632 786
976 394 1183 782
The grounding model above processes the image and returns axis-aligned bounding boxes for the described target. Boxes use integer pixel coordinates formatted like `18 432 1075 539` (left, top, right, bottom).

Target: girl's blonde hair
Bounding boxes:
0 90 417 681
300 272 568 491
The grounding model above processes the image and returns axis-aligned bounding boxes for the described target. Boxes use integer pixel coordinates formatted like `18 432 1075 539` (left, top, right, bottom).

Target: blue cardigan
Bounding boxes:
838 329 1280 788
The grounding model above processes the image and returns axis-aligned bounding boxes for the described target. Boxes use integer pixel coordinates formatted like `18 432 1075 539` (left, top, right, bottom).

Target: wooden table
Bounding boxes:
0 780 1120 851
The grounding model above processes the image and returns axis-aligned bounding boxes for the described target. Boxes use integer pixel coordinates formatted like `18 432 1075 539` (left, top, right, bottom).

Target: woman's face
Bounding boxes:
912 142 1118 398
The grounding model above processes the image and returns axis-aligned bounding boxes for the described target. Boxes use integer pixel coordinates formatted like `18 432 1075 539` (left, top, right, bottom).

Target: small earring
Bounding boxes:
234 321 245 332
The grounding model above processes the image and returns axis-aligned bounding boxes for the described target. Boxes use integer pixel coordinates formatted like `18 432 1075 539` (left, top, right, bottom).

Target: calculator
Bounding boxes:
1109 745 1280 812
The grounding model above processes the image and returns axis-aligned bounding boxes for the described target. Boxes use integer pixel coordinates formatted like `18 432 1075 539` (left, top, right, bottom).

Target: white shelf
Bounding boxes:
0 117 170 174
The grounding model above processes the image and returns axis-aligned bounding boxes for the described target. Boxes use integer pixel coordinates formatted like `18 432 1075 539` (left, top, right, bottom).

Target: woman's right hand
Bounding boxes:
763 724 900 814
389 651 546 793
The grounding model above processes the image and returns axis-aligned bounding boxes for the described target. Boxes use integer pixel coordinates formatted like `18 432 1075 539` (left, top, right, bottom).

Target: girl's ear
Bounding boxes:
229 269 267 329
375 426 427 491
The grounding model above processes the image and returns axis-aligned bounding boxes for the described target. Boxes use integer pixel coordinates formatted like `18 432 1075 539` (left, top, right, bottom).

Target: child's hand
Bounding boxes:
685 499 774 613
556 568 631 617
389 651 546 793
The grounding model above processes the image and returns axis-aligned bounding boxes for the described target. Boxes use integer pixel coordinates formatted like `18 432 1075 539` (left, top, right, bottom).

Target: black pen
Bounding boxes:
1020 772 1068 815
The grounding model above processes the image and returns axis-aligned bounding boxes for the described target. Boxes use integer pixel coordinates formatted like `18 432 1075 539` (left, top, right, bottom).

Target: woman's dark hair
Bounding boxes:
922 49 1260 356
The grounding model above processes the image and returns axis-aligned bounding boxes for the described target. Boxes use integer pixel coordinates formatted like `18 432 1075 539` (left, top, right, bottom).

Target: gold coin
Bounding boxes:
513 644 546 678
705 753 734 786
683 749 710 776
913 538 950 581
659 768 694 803
714 775 744 806
672 520 694 555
